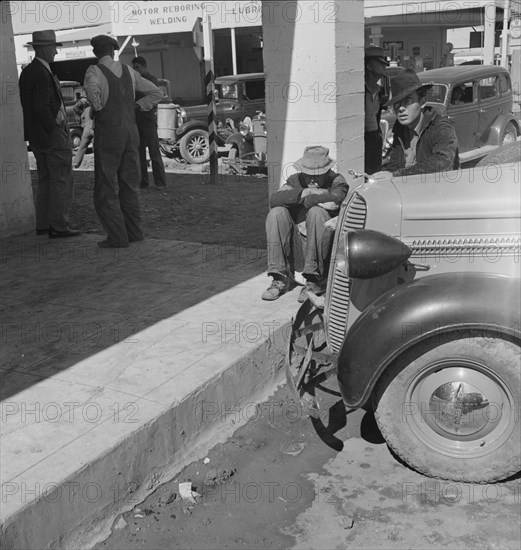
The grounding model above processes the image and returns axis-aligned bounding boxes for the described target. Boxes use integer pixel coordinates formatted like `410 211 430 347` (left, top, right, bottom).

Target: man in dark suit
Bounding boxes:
18 30 80 238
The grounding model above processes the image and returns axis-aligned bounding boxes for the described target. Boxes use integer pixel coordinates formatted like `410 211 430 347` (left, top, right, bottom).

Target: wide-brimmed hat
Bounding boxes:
365 46 389 66
25 30 62 47
385 69 433 107
91 34 120 51
294 146 335 175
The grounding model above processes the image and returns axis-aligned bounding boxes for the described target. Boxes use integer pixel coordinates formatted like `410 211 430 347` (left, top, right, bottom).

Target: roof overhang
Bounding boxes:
364 0 521 29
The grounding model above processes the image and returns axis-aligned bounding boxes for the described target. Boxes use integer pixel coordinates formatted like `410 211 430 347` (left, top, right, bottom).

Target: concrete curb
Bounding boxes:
1 322 291 550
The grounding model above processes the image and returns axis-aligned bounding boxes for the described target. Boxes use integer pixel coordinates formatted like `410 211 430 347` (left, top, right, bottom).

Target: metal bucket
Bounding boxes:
157 104 178 140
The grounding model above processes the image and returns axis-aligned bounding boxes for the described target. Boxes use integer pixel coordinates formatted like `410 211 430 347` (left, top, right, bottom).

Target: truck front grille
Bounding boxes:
325 193 367 353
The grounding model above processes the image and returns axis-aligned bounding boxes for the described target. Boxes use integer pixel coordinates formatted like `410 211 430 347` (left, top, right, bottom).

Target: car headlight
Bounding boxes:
336 229 412 279
179 107 187 124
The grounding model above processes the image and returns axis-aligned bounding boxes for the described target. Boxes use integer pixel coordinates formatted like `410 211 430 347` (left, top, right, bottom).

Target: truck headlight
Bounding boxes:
179 107 187 124
336 229 412 279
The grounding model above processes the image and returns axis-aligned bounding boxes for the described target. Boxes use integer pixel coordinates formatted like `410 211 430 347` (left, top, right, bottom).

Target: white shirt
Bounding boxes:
84 56 163 112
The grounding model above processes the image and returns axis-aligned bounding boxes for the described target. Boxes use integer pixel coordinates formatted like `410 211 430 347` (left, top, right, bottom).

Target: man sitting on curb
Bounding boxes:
383 70 459 177
262 146 349 302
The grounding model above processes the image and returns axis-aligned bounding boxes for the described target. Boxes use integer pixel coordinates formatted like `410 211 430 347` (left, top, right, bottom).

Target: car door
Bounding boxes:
476 75 500 146
446 81 479 153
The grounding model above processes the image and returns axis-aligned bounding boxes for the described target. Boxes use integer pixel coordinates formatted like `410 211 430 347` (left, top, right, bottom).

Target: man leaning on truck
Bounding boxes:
383 70 460 177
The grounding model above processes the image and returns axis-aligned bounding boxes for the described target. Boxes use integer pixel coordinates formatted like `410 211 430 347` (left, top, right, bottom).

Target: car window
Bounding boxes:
243 80 265 100
425 84 447 105
450 82 473 105
217 83 238 100
498 74 510 95
479 76 497 101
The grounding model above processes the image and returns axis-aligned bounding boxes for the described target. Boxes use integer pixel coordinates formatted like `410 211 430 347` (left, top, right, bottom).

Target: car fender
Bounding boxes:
337 272 521 409
176 120 208 138
486 114 520 145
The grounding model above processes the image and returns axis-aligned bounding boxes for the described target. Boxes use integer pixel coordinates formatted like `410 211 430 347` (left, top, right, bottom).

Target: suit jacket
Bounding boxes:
18 59 65 149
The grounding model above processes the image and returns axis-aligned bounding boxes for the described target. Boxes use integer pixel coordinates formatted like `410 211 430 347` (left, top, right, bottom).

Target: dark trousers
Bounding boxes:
93 127 143 246
137 115 166 187
266 206 334 281
364 130 383 175
32 125 74 232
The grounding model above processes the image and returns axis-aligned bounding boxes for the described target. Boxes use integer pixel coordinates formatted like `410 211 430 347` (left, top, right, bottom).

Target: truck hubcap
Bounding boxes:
404 361 516 458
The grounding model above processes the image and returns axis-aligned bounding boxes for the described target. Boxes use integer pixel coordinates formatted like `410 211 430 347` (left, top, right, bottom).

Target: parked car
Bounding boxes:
157 73 265 164
287 147 520 483
380 65 520 165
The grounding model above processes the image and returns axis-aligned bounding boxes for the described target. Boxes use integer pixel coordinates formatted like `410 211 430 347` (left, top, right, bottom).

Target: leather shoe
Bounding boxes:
49 226 81 239
36 229 48 235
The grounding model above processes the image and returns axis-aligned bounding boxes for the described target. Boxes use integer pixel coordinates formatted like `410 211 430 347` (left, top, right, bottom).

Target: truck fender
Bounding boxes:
487 114 520 145
337 272 521 409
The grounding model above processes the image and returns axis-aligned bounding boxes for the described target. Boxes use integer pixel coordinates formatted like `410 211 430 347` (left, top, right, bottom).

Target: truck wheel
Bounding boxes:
373 334 520 483
179 129 209 164
501 122 518 146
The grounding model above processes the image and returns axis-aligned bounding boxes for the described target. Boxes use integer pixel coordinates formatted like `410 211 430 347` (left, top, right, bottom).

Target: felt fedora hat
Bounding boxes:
385 69 433 107
26 30 62 47
293 146 335 175
365 46 389 66
90 34 120 50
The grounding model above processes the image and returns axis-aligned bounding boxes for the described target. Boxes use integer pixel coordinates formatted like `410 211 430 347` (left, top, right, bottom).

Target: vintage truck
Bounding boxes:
157 73 265 164
287 142 521 483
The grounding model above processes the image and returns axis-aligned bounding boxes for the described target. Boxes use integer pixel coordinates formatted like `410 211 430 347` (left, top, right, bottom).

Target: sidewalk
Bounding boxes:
0 231 298 549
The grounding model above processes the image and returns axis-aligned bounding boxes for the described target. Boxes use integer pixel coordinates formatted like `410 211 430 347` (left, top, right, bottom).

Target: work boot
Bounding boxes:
261 276 289 301
298 279 323 304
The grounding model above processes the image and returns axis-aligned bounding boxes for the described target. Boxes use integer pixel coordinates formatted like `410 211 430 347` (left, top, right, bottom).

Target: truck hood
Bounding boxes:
392 168 521 241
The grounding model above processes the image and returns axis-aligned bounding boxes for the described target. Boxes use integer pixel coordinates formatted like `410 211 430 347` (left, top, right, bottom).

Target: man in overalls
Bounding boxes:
84 35 163 248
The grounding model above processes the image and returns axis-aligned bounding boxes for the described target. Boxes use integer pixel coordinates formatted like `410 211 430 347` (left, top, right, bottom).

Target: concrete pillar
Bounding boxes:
0 1 35 237
262 0 364 196
483 2 497 65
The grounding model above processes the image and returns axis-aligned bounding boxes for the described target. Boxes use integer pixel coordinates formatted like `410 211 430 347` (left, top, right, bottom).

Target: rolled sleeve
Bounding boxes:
84 66 103 112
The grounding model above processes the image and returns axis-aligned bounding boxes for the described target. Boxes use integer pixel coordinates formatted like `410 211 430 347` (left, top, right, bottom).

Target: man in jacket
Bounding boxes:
18 30 81 238
262 146 350 302
131 56 167 189
364 46 389 175
385 70 459 177
84 35 163 248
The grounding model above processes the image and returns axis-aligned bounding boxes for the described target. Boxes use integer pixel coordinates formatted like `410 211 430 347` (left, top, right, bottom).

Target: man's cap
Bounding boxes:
90 35 120 51
26 30 62 47
365 46 389 66
293 145 335 175
385 69 433 107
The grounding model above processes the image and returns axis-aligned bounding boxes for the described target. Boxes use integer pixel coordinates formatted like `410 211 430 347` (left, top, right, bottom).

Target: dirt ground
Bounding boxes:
96 384 520 550
30 164 269 249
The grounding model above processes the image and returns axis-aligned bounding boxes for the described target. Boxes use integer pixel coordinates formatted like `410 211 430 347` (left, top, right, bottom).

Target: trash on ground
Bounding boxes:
280 440 307 456
339 516 354 530
205 468 237 486
179 481 199 504
113 516 127 531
